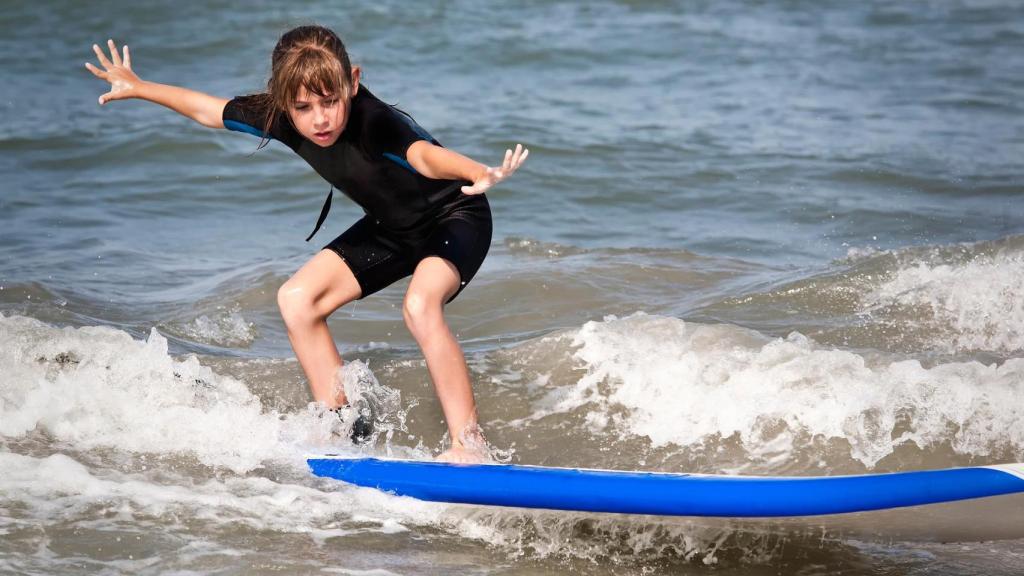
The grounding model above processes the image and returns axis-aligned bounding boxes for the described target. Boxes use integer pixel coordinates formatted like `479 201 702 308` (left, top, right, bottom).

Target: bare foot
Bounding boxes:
435 446 489 464
435 421 495 463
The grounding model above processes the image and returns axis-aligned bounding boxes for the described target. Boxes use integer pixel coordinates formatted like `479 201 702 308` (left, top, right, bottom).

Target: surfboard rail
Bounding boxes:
307 457 1024 517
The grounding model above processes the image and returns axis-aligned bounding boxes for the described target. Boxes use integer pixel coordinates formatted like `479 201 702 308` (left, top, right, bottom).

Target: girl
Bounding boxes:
85 26 528 463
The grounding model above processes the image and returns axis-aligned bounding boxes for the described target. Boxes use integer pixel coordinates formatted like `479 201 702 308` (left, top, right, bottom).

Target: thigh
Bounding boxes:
283 249 363 318
420 194 492 303
323 217 418 299
406 256 462 308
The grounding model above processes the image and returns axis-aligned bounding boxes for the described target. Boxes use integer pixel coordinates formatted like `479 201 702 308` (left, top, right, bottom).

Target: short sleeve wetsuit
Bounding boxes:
222 86 491 302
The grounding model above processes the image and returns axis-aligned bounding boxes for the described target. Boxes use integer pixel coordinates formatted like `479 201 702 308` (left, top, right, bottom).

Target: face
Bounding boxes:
287 68 360 147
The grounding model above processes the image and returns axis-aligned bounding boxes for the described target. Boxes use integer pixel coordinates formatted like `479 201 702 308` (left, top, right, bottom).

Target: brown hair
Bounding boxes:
257 25 355 148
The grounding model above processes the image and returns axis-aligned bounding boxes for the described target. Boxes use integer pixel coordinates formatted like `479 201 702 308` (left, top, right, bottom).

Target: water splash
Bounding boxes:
545 313 1024 469
862 248 1024 354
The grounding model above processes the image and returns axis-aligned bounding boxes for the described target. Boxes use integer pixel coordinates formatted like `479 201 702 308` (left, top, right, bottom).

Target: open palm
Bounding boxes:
461 143 529 195
84 39 142 105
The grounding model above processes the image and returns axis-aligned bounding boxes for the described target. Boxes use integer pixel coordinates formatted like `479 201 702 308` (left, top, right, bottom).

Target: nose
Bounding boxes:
314 106 329 128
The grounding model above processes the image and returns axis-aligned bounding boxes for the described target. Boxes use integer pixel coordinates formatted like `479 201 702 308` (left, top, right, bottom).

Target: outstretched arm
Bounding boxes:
85 39 229 129
406 141 529 195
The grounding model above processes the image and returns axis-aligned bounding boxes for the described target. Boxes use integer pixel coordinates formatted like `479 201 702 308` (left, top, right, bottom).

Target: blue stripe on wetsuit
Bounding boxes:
382 108 441 176
227 117 420 176
224 119 270 139
383 152 418 174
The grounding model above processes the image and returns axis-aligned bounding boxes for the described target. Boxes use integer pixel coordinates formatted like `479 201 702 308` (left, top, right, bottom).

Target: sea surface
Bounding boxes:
2 0 1024 574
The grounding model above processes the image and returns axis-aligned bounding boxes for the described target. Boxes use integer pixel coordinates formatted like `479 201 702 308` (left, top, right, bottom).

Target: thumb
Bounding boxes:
461 183 487 195
99 90 125 105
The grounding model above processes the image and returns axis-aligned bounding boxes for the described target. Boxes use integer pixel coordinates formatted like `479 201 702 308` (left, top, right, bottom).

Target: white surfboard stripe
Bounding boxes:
986 463 1024 481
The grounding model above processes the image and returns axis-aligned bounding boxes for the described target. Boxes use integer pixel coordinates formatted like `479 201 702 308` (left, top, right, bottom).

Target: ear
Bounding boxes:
350 66 361 98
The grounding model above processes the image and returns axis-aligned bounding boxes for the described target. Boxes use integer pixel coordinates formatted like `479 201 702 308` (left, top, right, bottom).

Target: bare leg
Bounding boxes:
402 257 485 462
277 249 362 408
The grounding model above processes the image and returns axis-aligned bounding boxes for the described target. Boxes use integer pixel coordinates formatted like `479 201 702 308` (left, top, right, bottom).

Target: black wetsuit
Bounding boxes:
223 86 491 302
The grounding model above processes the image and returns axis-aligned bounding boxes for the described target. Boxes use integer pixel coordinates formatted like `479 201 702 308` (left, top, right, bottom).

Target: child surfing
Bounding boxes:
85 26 528 463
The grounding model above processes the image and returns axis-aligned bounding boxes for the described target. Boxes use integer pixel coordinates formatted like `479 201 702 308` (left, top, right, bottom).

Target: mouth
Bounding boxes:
312 130 334 142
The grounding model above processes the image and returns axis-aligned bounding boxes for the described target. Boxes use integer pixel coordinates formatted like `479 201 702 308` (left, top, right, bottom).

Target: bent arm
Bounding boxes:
407 140 529 195
406 140 487 182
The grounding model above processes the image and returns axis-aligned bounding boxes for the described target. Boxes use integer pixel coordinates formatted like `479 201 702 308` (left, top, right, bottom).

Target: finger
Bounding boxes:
517 148 529 167
93 43 113 69
108 39 122 67
510 143 524 168
502 148 513 171
98 88 128 105
84 62 107 79
515 145 529 168
123 44 131 69
468 177 494 194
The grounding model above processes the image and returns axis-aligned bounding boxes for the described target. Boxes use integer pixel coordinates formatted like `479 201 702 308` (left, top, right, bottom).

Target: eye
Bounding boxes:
324 98 339 107
293 104 309 112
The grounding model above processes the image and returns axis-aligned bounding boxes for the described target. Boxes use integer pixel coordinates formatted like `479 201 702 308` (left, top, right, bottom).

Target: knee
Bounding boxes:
403 291 443 335
277 281 319 328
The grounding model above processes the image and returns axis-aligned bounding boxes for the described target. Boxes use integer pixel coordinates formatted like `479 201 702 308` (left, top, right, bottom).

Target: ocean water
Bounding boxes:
2 0 1024 573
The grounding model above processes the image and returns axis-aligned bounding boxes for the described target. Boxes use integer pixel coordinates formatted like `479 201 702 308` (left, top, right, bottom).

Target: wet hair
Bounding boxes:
256 25 355 148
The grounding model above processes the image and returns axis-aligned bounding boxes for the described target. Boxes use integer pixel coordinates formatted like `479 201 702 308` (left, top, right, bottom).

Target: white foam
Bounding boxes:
0 313 793 564
179 308 256 347
0 451 441 537
319 565 403 569
0 315 548 551
862 249 1024 353
8 313 1017 563
2 450 747 565
558 313 1024 467
0 314 403 473
0 315 291 472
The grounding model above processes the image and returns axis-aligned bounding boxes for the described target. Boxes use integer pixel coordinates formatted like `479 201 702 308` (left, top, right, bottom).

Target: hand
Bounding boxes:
461 143 529 195
85 39 142 105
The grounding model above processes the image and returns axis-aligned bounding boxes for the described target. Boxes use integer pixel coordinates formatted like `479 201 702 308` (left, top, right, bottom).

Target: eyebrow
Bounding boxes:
293 93 337 106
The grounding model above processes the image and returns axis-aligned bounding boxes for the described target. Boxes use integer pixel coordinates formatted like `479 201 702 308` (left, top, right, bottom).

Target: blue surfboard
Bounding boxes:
307 457 1024 517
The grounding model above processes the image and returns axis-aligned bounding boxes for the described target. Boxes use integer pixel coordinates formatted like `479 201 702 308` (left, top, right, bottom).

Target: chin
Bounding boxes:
310 136 339 147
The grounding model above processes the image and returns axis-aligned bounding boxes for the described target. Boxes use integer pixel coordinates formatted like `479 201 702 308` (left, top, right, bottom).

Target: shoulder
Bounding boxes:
352 88 397 131
223 94 302 149
355 87 437 152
